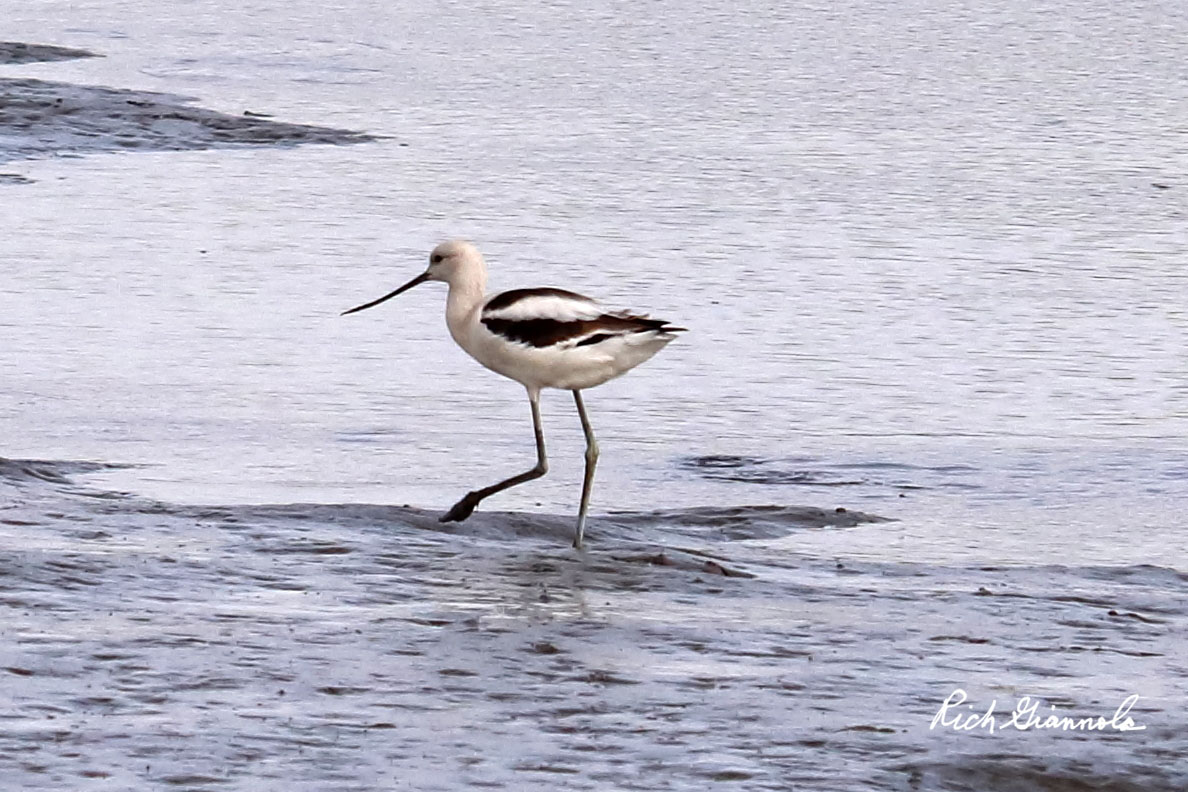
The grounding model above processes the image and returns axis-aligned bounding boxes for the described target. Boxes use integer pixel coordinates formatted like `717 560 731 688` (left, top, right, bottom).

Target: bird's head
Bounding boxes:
341 239 483 316
424 239 481 283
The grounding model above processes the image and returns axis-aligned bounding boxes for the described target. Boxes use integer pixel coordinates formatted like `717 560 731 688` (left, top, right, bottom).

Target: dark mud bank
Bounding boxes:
0 41 376 170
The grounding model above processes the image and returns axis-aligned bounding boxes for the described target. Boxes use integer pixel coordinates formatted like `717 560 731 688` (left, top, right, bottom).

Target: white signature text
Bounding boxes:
930 688 1146 734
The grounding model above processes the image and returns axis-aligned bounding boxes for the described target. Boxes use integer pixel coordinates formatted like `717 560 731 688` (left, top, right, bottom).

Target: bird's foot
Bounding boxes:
440 492 480 523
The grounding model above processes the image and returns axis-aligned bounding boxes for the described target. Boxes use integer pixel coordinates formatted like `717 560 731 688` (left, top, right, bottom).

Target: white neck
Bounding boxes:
444 268 487 347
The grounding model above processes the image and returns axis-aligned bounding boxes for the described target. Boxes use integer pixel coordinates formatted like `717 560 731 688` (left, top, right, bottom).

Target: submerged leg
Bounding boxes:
572 389 599 549
441 388 548 523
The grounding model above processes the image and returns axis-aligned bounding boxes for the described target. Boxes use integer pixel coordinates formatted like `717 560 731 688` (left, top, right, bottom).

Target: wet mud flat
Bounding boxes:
0 41 374 173
1 458 1184 791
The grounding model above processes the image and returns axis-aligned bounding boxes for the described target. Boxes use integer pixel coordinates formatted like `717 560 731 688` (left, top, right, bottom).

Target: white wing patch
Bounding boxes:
482 289 603 323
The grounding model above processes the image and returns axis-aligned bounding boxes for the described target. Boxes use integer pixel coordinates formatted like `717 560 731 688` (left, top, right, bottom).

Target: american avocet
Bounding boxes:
343 240 684 549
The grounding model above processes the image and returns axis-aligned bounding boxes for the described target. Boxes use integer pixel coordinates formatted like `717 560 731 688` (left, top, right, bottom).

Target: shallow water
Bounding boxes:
2 0 1186 788
2 459 1184 790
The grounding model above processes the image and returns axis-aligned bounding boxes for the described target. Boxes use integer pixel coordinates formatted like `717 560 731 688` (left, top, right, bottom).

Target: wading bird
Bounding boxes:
342 240 683 548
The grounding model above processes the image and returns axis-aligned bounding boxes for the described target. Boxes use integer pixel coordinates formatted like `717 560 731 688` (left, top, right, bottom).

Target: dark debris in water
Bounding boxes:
604 504 892 542
0 172 34 185
680 454 983 492
0 457 134 486
0 41 98 64
612 549 757 578
679 454 861 486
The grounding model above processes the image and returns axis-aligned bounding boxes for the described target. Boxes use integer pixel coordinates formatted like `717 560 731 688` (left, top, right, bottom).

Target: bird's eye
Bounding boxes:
431 253 444 265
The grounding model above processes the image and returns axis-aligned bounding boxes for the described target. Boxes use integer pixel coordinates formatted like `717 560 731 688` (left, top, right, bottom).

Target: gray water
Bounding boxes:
2 0 1186 789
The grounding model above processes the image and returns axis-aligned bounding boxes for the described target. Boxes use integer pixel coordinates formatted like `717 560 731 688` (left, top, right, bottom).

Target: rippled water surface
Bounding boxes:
1 0 1186 789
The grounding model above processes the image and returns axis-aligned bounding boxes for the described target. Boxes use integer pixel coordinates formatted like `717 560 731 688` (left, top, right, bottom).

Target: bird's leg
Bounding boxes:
572 389 599 549
440 388 548 523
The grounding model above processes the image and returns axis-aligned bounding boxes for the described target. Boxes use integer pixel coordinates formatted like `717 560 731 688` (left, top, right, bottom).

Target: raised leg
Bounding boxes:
572 389 599 549
440 387 548 523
